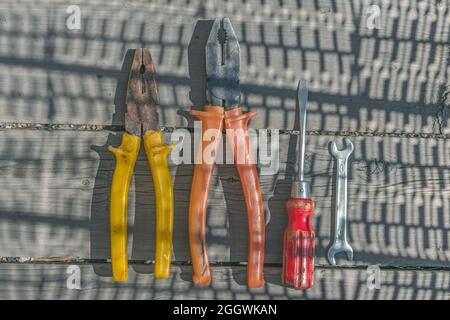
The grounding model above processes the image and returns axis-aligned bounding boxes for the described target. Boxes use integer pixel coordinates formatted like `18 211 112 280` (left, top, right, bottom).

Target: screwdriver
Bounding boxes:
282 80 315 289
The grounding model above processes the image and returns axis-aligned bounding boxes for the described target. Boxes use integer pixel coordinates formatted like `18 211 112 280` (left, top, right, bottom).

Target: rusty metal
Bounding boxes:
125 48 160 136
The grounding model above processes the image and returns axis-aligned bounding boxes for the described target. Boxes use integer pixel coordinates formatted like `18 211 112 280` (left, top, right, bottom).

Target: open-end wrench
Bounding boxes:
327 138 354 265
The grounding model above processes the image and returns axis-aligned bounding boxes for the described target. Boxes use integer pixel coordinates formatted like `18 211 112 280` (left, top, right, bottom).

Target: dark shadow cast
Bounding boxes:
326 140 338 265
177 19 215 283
218 162 248 286
90 49 135 277
130 148 156 275
265 92 301 286
171 161 196 283
178 19 215 128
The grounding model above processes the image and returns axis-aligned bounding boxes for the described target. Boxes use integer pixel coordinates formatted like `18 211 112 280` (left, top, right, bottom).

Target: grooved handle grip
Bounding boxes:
143 130 174 279
282 198 315 289
189 105 224 286
108 133 140 282
224 107 265 288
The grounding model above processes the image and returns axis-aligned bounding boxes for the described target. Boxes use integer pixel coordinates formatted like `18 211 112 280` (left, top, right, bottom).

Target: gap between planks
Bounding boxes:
1 257 450 272
0 123 448 139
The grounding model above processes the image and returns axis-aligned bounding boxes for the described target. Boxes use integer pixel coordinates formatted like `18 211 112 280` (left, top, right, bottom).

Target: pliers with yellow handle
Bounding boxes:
108 48 174 282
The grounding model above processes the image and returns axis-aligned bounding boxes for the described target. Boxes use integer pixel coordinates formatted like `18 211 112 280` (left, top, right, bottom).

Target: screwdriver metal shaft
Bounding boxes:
292 80 310 199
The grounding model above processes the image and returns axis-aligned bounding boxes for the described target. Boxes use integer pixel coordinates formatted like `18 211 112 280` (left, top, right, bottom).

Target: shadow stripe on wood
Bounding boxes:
0 1 447 133
0 264 448 300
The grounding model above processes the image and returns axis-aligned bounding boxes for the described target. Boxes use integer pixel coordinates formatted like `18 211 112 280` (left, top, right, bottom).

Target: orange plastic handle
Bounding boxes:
189 105 224 286
224 107 265 288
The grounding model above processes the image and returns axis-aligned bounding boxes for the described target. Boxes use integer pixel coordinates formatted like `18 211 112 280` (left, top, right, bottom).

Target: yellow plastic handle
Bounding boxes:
108 133 140 282
143 130 175 278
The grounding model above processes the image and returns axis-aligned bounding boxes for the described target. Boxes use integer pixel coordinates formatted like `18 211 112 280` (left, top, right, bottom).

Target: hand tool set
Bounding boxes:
108 17 354 289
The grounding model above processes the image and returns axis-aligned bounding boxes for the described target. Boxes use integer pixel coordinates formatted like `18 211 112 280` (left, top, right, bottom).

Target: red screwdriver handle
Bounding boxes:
282 198 315 289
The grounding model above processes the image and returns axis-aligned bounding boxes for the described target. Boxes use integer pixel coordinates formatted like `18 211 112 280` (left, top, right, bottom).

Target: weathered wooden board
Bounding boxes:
0 130 448 269
0 0 449 300
0 0 447 133
0 264 448 300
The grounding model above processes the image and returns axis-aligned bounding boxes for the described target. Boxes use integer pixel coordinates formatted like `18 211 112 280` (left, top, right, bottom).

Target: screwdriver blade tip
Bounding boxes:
297 80 309 104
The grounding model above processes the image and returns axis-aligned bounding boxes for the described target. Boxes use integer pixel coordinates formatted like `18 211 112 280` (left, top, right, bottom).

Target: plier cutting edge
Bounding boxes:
189 18 265 288
109 48 174 282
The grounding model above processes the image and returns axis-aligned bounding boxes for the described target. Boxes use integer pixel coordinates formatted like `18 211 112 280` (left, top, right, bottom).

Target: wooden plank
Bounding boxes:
0 129 448 267
0 264 448 300
0 1 447 133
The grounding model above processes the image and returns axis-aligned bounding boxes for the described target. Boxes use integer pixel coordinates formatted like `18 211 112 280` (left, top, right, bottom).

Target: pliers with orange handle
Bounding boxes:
109 48 174 282
189 18 265 288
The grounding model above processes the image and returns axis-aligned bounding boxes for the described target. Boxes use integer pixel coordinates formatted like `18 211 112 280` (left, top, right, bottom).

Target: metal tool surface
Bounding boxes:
327 138 354 265
291 80 310 199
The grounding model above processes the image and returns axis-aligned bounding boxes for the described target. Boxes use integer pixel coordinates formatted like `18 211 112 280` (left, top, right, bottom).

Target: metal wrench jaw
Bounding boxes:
329 137 354 160
327 241 354 266
327 137 354 266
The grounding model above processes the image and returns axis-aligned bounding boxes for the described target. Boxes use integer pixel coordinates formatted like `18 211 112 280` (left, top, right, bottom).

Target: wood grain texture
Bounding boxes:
0 264 448 300
0 0 449 300
0 130 448 271
0 0 448 133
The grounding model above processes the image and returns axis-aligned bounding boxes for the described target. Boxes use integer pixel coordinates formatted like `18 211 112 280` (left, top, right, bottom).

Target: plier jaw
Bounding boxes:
125 48 160 136
206 17 240 109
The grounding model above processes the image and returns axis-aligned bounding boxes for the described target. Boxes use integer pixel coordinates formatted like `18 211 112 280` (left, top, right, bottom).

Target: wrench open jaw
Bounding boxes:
329 137 354 159
327 238 354 266
327 138 354 266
